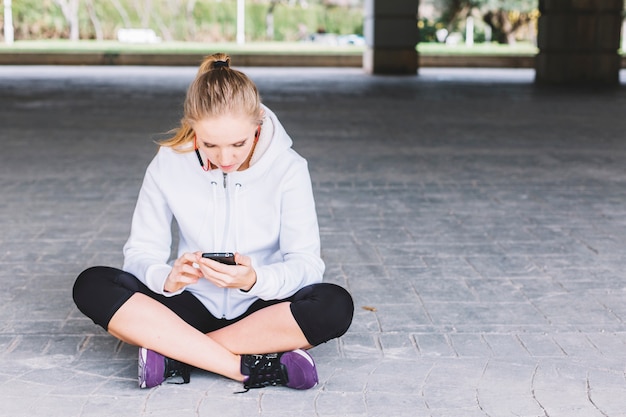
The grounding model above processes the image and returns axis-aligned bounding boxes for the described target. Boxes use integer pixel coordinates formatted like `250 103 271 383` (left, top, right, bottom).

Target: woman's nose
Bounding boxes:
217 149 233 164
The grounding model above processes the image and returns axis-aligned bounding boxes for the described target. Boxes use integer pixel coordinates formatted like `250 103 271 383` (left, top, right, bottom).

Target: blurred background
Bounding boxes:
0 0 593 53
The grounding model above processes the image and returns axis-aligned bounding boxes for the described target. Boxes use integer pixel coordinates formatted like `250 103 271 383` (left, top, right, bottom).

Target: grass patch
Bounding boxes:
418 42 538 55
0 40 365 55
1 40 538 56
2 40 620 56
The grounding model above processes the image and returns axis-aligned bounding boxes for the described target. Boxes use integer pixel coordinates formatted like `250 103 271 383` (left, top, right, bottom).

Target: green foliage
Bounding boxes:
1 0 364 42
272 4 320 41
317 5 363 36
192 1 237 41
418 18 441 43
427 0 539 44
479 0 535 11
9 0 64 39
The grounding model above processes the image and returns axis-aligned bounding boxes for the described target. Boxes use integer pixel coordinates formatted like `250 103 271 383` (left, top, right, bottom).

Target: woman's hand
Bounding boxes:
197 252 257 291
164 252 203 293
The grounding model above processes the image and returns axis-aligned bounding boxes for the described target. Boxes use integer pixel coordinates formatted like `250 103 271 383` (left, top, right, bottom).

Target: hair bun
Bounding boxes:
213 60 229 69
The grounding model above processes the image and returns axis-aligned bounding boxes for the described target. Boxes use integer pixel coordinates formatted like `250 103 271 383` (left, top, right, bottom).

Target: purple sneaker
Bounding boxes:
138 347 191 388
240 349 318 391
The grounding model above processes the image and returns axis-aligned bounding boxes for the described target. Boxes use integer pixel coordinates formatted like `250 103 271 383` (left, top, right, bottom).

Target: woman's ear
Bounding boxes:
258 108 265 125
254 125 261 143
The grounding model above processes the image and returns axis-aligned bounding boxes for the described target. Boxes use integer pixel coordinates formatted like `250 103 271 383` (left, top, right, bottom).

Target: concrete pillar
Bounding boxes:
535 0 624 85
363 0 419 75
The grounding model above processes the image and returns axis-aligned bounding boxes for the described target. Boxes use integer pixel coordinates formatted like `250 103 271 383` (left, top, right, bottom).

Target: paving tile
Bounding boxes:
1 66 626 416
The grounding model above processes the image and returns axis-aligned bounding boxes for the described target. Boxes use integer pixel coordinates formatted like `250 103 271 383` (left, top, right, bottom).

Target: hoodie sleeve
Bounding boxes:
122 153 179 296
244 156 325 300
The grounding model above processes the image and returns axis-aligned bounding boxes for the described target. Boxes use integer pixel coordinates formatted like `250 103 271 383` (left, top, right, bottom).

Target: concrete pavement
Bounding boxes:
1 65 626 416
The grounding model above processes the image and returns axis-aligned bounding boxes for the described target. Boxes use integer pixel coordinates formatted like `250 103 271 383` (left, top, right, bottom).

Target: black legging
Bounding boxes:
73 266 354 346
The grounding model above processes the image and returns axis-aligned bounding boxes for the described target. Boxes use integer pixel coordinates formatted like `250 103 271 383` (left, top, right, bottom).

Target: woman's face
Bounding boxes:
193 113 258 173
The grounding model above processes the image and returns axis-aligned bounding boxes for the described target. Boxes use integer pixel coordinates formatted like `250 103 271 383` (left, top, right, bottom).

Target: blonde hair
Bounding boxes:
159 53 262 150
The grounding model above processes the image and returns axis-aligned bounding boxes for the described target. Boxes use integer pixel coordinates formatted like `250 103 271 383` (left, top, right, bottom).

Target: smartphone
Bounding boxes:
202 252 236 265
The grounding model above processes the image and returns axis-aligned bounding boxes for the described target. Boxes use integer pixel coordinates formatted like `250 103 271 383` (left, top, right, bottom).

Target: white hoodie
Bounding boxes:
122 106 324 319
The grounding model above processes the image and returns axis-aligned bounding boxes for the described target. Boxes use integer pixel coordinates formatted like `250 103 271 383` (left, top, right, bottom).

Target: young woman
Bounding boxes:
73 53 354 391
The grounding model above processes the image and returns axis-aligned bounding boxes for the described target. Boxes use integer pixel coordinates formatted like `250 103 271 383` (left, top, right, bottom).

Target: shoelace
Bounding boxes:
164 357 191 384
237 354 288 393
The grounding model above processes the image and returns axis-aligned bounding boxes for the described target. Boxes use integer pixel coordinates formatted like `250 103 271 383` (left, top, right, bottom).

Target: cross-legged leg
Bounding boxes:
208 302 311 355
107 292 244 381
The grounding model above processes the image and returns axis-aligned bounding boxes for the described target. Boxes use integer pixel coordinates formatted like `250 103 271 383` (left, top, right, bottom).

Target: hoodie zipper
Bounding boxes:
221 172 230 318
218 173 243 319
222 173 231 242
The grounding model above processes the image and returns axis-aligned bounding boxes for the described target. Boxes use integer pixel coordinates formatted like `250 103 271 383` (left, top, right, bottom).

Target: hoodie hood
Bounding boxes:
122 104 323 320
234 104 293 180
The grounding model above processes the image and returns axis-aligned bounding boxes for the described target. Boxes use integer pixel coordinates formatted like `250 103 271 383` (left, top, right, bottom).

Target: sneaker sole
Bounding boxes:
138 347 165 389
280 349 318 390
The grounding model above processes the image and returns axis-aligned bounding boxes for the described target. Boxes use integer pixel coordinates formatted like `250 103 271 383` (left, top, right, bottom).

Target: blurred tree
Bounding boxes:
1 0 365 42
110 0 132 27
481 0 536 44
85 0 103 40
439 0 536 44
185 0 197 39
54 0 80 40
134 0 151 27
266 0 282 40
266 0 310 40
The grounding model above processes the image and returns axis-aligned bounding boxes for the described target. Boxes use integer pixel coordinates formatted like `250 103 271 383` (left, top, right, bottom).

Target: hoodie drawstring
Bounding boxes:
234 183 242 251
210 180 218 248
